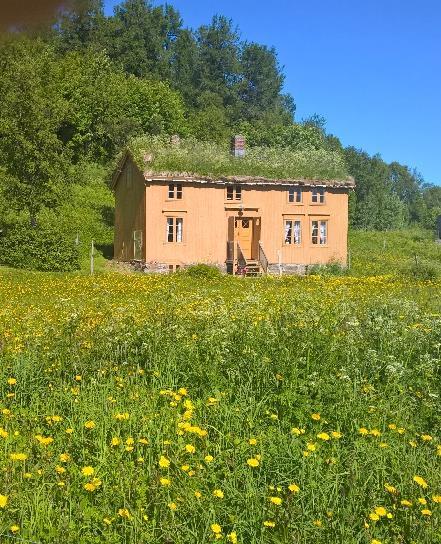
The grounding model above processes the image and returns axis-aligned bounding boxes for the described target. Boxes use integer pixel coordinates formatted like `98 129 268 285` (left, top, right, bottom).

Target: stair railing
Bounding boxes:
258 241 269 274
236 242 247 268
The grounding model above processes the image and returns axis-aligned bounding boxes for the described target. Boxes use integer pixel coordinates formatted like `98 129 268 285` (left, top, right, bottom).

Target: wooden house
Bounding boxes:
111 137 355 275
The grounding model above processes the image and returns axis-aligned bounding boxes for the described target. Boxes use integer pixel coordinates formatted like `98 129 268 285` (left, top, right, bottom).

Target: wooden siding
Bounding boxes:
114 158 146 261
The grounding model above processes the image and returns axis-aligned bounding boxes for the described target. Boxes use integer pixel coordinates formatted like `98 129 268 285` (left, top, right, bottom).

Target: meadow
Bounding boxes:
0 246 440 543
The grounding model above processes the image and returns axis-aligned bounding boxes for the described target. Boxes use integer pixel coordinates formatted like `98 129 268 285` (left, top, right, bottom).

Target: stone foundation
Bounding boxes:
129 261 227 274
267 263 307 276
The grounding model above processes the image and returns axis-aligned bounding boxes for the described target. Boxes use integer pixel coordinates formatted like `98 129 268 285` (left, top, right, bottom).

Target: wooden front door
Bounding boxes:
235 217 253 259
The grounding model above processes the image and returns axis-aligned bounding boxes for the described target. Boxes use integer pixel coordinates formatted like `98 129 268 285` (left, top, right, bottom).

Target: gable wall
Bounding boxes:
114 158 146 261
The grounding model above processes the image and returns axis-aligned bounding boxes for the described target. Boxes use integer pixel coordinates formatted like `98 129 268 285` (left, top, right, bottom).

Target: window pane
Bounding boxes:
176 184 183 199
296 189 302 202
288 188 294 203
227 186 234 200
168 184 175 199
320 221 327 244
235 186 242 200
293 221 301 244
176 218 183 243
319 188 325 203
312 189 318 203
167 218 174 242
311 220 319 244
284 220 292 244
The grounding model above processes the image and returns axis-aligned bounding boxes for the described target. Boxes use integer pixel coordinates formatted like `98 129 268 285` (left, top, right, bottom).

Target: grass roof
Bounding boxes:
128 136 353 185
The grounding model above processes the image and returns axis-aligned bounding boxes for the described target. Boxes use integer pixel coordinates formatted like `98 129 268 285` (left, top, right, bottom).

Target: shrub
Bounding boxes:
0 223 80 272
185 264 222 279
308 261 347 276
403 258 439 281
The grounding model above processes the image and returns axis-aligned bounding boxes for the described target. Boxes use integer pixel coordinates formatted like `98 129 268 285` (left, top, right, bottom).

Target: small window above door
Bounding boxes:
226 185 242 201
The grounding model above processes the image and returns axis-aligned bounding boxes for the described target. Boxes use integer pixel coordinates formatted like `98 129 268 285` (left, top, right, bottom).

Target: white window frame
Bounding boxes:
288 187 302 203
284 219 302 245
311 220 328 245
226 185 242 201
311 187 325 204
166 217 183 243
168 183 183 200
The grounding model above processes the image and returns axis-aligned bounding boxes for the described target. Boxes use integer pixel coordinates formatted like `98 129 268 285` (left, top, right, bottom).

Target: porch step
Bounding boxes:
244 261 261 277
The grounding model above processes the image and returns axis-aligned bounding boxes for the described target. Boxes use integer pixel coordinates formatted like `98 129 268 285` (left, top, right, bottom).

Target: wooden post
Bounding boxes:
90 240 95 275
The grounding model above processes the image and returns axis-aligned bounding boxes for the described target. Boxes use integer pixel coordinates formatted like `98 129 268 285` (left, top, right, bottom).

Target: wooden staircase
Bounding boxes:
227 241 269 277
241 259 261 277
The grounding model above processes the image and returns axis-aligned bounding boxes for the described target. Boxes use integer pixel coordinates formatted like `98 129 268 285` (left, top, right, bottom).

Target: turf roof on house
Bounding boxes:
127 136 355 187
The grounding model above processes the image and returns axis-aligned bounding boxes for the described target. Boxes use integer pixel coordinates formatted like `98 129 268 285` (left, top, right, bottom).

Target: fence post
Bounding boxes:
90 240 95 275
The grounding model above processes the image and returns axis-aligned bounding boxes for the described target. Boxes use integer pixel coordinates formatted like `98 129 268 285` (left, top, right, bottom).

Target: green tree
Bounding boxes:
0 38 69 226
108 0 182 79
196 15 241 111
238 43 287 120
55 0 106 52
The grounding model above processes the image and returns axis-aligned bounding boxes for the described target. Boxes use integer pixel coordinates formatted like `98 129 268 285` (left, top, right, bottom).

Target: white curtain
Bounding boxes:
284 221 292 244
294 221 301 244
320 221 327 244
176 218 183 243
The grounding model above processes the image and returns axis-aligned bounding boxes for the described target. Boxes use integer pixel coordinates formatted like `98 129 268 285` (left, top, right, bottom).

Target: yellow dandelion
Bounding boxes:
118 508 131 519
168 502 177 511
432 495 441 503
213 489 224 499
317 432 330 441
227 531 238 543
413 475 428 489
269 496 282 505
59 453 70 463
288 483 300 493
7 378 16 385
10 525 19 534
263 520 275 527
160 477 171 486
84 420 95 430
0 495 8 508
185 444 196 454
211 524 222 534
311 413 321 421
249 438 257 445
81 466 94 477
421 509 432 516
204 455 214 463
247 458 259 468
159 456 170 468
401 499 412 507
384 483 397 494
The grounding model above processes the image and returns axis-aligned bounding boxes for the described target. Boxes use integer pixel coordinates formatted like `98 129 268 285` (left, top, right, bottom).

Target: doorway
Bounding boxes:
235 217 253 259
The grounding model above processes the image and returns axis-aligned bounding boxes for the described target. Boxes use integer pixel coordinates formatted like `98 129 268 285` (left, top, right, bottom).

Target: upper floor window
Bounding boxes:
226 185 242 201
168 183 183 199
166 217 183 243
284 220 301 245
311 187 325 204
311 220 327 245
288 187 302 203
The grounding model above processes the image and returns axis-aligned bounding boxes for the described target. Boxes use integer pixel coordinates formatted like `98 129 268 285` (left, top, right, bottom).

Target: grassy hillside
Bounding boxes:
349 229 441 277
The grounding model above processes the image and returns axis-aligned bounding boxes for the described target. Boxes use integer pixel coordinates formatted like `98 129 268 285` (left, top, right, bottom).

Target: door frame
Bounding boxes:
233 216 261 260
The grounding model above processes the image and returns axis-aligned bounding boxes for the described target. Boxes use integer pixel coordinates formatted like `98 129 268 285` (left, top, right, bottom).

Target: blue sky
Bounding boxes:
104 0 441 185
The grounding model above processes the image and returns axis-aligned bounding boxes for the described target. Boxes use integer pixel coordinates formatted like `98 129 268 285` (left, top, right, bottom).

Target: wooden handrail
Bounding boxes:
258 241 268 274
236 242 247 267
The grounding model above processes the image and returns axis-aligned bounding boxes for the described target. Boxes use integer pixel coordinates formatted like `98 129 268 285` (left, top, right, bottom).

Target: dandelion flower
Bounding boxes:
59 453 70 463
84 420 95 430
384 484 397 494
432 495 441 503
247 458 259 467
249 438 257 445
81 466 94 477
0 495 8 508
168 502 177 511
185 444 196 454
160 477 171 486
204 455 214 463
263 520 275 527
421 509 432 516
311 413 321 421
413 475 428 488
228 531 238 543
118 508 131 519
10 525 19 534
211 524 222 534
269 496 282 505
7 378 16 385
317 432 330 441
213 489 224 499
159 456 170 468
401 500 412 507
288 483 300 493
374 507 387 517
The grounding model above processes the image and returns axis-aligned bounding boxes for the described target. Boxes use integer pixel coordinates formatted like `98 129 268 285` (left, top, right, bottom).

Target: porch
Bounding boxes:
226 216 269 276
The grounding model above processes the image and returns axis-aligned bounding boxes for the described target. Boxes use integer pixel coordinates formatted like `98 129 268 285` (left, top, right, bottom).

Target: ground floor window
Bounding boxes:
284 220 301 245
311 220 328 245
166 217 183 243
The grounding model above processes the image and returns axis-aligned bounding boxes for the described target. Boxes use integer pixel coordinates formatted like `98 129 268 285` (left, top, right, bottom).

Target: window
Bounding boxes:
166 217 183 243
311 187 325 203
311 220 328 245
288 187 302 203
226 185 242 201
133 230 143 260
168 183 183 199
284 220 301 245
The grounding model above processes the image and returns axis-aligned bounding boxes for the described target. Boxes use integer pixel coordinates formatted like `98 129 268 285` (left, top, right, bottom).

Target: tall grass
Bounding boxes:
0 271 440 543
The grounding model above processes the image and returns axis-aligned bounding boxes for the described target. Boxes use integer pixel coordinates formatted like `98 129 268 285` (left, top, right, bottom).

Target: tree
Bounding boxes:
238 43 286 120
196 15 241 111
0 38 69 225
108 0 182 79
55 0 106 52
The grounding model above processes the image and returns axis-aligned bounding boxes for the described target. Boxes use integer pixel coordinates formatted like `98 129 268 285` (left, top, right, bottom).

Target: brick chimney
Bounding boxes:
231 135 245 158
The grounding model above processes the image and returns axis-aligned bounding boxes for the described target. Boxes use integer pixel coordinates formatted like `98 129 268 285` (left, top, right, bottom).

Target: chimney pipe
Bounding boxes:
231 135 245 158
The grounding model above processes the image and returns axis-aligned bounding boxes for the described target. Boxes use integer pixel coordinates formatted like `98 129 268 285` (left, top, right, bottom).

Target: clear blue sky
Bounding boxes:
104 0 441 185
